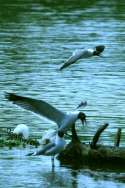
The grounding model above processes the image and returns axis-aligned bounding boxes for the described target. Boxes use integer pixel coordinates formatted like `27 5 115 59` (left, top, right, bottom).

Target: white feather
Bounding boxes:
13 124 29 139
40 129 56 145
59 111 79 132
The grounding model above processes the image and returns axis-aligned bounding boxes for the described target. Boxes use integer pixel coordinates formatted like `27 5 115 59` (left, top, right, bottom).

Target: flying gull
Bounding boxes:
60 45 105 70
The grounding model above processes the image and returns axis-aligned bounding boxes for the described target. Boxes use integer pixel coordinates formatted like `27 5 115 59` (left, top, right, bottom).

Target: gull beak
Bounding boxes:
78 112 87 126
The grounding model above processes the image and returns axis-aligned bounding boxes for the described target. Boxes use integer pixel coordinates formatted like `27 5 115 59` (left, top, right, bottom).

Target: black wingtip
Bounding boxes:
59 64 68 71
5 92 19 102
59 66 64 71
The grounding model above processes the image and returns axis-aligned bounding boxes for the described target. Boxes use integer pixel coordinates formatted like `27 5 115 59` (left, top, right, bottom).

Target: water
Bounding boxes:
0 0 125 187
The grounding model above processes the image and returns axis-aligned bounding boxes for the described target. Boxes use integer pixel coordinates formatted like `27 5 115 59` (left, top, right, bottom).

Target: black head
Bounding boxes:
93 45 105 56
58 131 64 138
78 112 86 125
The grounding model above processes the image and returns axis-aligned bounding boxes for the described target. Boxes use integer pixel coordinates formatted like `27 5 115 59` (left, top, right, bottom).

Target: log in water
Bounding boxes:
58 124 125 169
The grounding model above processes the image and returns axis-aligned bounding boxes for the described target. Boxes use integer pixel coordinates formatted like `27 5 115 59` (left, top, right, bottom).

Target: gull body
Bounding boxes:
33 132 66 156
60 45 105 70
13 124 29 139
27 131 66 167
5 93 86 133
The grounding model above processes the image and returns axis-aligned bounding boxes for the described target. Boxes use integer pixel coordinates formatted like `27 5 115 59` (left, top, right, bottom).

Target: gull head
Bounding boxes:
58 131 64 138
93 45 105 56
78 112 86 125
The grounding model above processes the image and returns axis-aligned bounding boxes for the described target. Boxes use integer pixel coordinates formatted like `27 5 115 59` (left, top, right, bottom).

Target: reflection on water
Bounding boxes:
1 0 125 187
1 149 125 188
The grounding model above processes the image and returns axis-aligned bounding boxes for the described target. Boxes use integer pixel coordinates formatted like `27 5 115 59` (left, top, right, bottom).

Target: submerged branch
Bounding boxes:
114 128 122 147
90 123 109 149
58 123 125 169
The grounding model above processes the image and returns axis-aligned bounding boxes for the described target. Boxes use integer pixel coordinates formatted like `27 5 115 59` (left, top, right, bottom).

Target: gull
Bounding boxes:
13 124 29 139
5 93 86 133
60 45 105 70
27 131 66 168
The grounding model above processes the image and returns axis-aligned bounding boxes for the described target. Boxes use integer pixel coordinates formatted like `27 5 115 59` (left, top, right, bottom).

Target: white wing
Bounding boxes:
60 51 83 70
5 93 65 127
60 49 94 70
27 142 55 156
35 143 55 155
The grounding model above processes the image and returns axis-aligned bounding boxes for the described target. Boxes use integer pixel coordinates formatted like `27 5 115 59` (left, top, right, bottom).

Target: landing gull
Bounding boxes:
5 93 86 133
60 45 105 70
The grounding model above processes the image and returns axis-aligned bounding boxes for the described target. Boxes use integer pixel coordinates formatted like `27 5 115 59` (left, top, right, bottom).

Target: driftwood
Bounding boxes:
58 123 125 169
114 128 121 147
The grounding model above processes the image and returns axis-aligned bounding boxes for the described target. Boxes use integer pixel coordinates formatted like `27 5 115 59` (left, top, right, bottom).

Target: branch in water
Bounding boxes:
90 123 109 149
114 128 122 147
71 124 80 143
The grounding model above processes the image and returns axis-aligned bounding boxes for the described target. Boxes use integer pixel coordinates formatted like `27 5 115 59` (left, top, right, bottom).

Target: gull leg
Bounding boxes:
51 156 55 169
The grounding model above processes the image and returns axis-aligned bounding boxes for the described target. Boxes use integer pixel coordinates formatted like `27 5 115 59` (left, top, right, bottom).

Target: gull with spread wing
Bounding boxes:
5 93 86 133
60 45 105 70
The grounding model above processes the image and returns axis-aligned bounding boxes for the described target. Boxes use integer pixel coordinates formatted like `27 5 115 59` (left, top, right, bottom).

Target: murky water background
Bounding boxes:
1 0 125 187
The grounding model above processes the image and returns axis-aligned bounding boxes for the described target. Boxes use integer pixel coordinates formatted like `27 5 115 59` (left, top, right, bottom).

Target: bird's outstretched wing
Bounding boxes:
60 53 81 70
26 143 55 156
59 49 91 70
5 93 65 126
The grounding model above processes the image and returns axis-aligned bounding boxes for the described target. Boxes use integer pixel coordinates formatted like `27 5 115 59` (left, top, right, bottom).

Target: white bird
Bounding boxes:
27 131 66 167
13 124 29 139
5 93 86 133
60 45 105 70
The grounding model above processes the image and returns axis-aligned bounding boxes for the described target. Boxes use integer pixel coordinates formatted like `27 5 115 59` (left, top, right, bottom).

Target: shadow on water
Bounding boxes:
60 157 125 172
60 162 125 184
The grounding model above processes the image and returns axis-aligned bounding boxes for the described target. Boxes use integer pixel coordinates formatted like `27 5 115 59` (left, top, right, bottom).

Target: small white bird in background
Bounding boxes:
13 124 29 139
5 93 86 134
27 131 66 168
60 45 105 70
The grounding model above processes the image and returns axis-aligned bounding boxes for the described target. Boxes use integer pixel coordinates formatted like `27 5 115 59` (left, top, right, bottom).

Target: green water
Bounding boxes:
1 0 125 187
